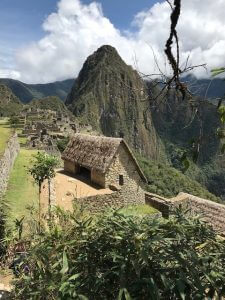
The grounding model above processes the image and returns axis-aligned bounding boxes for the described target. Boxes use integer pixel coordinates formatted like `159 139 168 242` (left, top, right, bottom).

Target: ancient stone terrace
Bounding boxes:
146 192 225 234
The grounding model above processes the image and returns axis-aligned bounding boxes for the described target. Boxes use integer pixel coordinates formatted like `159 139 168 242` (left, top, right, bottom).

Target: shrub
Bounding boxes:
12 208 225 299
57 137 70 153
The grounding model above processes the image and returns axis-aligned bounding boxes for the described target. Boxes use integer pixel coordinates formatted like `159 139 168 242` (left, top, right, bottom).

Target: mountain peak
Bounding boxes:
79 44 124 74
95 45 119 56
65 45 161 159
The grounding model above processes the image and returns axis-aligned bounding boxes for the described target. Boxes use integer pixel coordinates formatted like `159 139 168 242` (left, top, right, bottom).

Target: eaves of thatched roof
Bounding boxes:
62 133 147 182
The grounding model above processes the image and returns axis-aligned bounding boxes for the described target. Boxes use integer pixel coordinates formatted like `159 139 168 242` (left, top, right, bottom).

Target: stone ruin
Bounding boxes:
18 108 77 155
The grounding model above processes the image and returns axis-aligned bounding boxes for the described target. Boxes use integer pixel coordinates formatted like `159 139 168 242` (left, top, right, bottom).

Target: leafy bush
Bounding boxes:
57 137 70 153
12 208 225 299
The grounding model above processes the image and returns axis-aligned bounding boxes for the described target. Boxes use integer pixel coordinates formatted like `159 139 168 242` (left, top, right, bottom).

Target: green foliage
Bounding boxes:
9 116 20 127
137 155 219 202
211 67 225 77
12 208 225 299
4 149 38 225
57 137 70 153
118 204 157 216
0 124 12 156
29 96 70 114
0 78 73 103
28 152 59 186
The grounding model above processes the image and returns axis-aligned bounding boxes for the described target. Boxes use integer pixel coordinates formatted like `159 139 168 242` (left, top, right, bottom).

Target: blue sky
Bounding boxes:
0 0 158 47
0 0 224 83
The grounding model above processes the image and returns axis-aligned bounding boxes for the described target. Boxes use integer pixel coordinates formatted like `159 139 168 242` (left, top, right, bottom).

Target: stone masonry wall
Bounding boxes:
77 188 145 213
0 133 20 198
105 144 145 204
170 193 225 233
77 191 123 213
145 192 170 218
145 191 225 234
64 160 76 174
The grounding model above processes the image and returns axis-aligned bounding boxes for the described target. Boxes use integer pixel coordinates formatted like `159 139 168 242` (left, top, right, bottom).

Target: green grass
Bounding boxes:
118 204 158 216
0 119 12 156
18 136 27 146
4 149 38 225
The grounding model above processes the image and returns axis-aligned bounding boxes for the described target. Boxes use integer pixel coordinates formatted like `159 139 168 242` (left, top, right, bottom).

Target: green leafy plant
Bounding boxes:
28 152 59 224
57 137 70 153
12 208 225 299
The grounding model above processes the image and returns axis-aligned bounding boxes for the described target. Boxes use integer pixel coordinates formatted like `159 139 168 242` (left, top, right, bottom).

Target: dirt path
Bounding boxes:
41 170 112 212
0 270 13 294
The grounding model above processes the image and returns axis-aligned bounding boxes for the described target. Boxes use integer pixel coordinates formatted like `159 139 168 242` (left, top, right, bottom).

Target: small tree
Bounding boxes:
28 152 59 224
9 116 20 127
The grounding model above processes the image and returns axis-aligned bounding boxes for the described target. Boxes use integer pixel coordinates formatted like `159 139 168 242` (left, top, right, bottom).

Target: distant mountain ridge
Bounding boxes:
1 73 224 106
182 74 225 100
0 78 74 103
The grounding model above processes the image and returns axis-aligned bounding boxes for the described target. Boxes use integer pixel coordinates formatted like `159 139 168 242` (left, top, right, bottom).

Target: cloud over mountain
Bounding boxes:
4 0 225 83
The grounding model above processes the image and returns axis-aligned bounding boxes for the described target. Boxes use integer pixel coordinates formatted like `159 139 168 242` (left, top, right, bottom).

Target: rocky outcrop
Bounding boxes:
66 45 163 160
0 133 20 198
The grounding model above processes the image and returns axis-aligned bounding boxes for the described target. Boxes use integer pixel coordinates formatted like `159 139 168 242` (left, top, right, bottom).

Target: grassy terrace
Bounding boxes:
118 204 158 216
0 118 12 156
5 149 38 225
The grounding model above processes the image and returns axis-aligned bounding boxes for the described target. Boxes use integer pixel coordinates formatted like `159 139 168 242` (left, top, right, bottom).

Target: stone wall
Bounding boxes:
91 169 105 187
170 193 225 233
64 160 76 174
77 187 145 213
0 133 20 198
145 193 170 218
145 191 225 234
105 144 145 204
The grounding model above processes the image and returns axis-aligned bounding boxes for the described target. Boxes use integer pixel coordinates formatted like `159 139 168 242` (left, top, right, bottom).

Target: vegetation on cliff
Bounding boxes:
0 85 23 117
137 155 219 202
28 96 71 115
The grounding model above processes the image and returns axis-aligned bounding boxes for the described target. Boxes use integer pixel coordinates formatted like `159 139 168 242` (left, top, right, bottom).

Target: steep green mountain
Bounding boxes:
0 78 73 103
0 84 23 116
137 155 219 202
147 82 225 199
66 45 163 160
29 96 72 115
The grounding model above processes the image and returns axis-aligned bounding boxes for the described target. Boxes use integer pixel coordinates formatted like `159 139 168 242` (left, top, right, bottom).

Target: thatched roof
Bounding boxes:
62 133 147 182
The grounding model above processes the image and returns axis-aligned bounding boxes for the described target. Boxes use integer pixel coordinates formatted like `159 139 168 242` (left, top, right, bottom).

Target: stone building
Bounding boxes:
61 134 147 206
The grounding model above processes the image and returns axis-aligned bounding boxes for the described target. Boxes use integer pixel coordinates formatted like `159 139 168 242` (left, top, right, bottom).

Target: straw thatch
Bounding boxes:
62 133 147 182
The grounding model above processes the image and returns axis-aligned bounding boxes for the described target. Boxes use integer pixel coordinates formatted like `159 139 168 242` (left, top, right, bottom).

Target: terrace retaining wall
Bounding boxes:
170 193 225 233
145 191 225 234
0 133 20 199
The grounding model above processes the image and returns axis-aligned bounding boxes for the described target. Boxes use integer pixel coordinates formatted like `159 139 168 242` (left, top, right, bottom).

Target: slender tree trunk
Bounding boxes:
38 182 41 233
48 179 51 218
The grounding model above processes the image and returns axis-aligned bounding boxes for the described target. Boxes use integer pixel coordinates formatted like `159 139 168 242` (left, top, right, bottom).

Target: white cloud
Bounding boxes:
3 0 225 83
